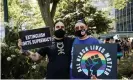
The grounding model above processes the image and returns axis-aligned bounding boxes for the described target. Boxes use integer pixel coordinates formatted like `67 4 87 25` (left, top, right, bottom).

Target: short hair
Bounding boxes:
54 20 65 31
54 20 64 26
115 39 119 43
77 19 87 25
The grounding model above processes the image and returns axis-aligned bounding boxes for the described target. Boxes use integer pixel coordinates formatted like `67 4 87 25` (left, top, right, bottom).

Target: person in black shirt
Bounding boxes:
18 21 73 79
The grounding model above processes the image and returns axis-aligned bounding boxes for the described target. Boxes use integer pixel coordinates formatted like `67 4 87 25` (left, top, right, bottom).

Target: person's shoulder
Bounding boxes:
65 36 76 40
89 37 98 41
64 37 75 43
88 37 99 44
64 37 73 40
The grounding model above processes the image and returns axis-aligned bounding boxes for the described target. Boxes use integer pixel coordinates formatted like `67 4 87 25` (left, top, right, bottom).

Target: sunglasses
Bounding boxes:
55 26 64 29
75 26 85 31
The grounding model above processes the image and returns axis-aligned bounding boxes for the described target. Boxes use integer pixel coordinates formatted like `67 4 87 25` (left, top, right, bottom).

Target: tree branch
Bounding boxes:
37 0 46 23
45 0 51 18
51 0 59 19
37 0 54 35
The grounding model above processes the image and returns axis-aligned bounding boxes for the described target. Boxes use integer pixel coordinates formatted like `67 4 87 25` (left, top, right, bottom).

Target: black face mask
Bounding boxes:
75 30 86 37
54 29 66 38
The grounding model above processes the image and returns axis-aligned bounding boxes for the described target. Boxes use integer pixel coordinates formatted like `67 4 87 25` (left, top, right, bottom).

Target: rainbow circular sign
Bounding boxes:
81 51 106 76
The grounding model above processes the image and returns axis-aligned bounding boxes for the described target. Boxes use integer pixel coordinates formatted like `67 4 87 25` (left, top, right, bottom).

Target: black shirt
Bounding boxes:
37 37 73 79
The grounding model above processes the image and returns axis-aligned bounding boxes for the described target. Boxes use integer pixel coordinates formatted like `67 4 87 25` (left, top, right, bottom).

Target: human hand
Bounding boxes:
18 39 22 50
91 75 97 80
85 55 102 77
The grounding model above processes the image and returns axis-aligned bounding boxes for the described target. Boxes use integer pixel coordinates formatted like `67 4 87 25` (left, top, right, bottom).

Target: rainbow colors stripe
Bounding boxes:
80 51 106 76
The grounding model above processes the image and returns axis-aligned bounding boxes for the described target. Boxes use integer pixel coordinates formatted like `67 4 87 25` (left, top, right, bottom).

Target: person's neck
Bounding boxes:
54 36 64 40
78 34 89 40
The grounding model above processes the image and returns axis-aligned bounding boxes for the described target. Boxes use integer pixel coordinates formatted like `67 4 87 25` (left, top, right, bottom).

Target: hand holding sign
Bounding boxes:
91 75 97 80
18 39 22 49
18 39 30 56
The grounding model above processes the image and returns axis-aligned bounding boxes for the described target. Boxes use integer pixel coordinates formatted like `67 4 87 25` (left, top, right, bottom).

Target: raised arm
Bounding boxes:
18 39 43 61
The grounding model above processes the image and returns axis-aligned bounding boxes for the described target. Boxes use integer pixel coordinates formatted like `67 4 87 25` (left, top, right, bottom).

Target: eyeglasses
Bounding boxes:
75 26 85 31
55 26 64 29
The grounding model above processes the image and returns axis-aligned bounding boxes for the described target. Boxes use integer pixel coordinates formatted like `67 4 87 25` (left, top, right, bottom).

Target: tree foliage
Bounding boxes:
1 25 48 79
117 53 133 79
105 0 130 10
55 0 112 35
8 0 44 30
1 0 48 79
36 0 130 35
113 0 130 10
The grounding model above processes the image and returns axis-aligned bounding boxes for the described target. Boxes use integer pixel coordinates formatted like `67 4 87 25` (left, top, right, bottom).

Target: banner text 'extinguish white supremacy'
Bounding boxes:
22 33 51 46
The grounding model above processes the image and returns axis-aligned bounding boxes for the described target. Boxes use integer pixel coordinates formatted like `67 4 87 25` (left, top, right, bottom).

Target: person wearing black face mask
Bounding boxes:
70 20 99 79
18 21 73 79
54 29 66 38
54 21 66 38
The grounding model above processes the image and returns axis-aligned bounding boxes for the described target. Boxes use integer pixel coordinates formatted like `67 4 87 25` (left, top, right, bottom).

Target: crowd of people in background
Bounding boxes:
98 36 133 63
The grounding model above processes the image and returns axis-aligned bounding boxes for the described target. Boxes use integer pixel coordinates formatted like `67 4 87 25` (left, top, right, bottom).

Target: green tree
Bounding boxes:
36 0 130 34
113 0 130 10
8 0 44 30
54 0 112 35
1 24 48 79
117 54 133 79
1 0 48 79
2 0 45 46
105 0 130 10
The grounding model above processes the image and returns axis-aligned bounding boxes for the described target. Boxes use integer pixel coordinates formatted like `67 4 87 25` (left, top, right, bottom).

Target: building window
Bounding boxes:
132 23 133 31
132 6 133 12
127 15 130 21
132 14 133 20
128 24 131 31
120 25 123 31
130 23 132 31
124 24 127 31
116 24 120 31
131 1 133 5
